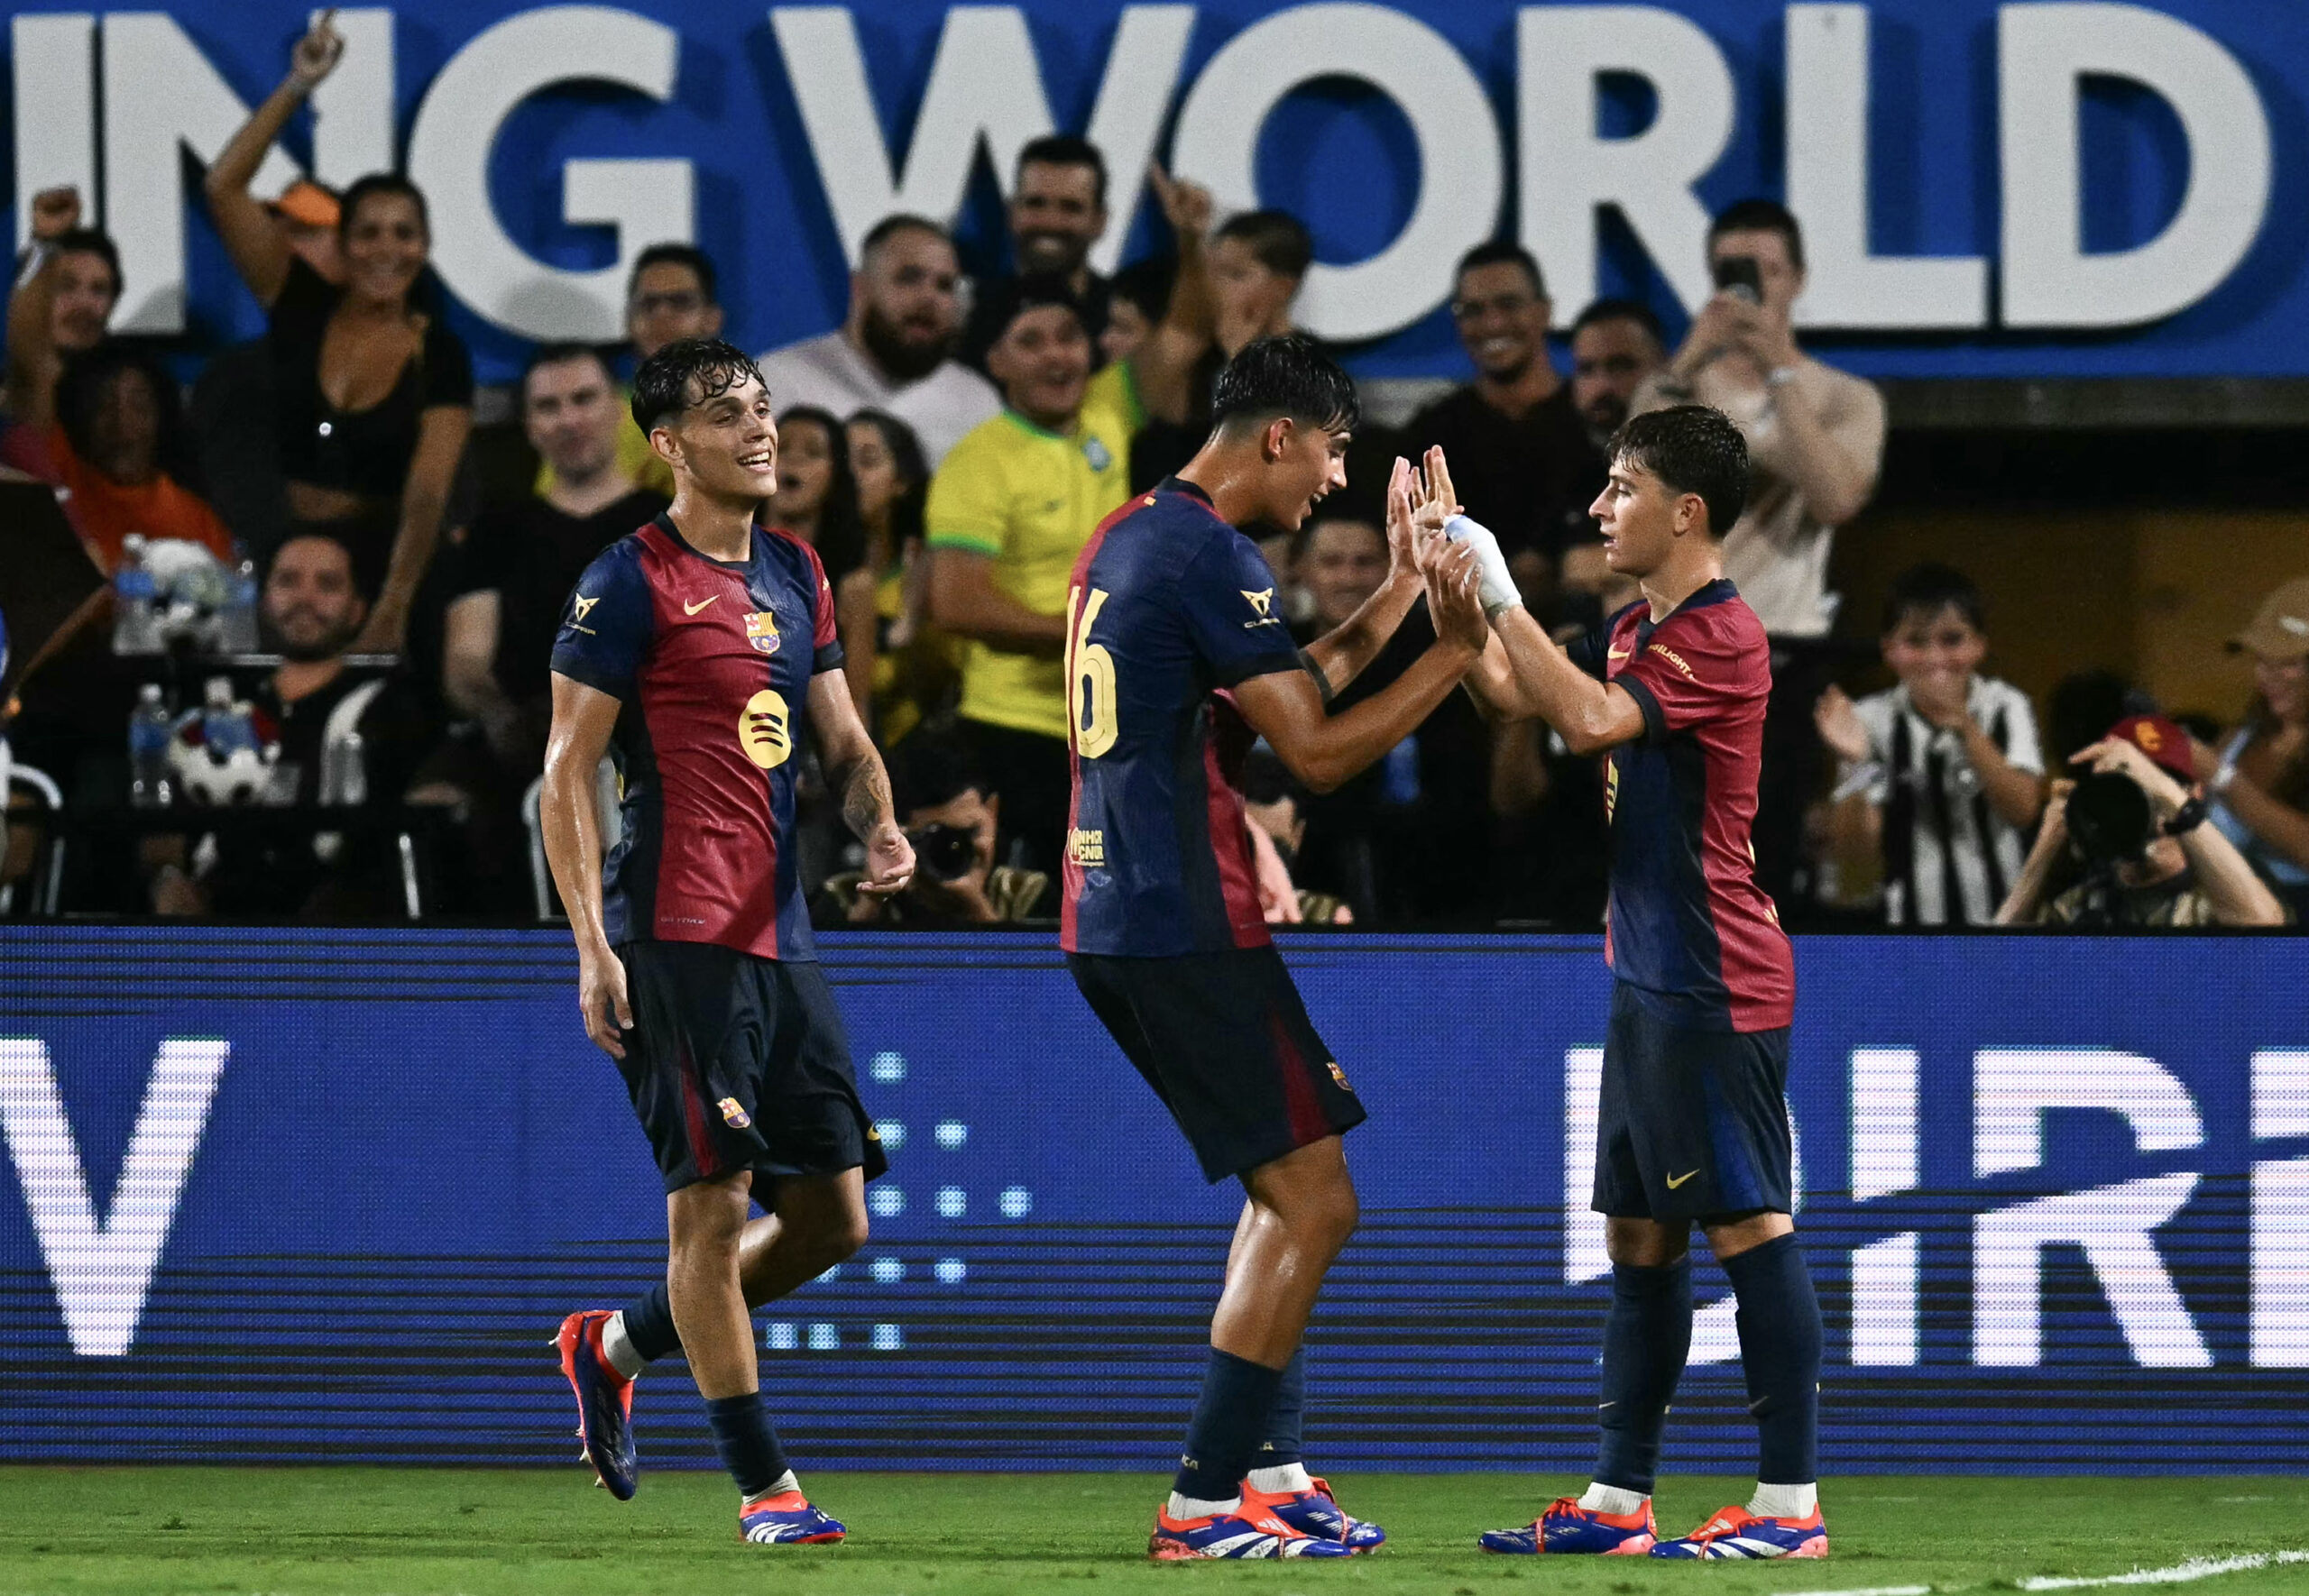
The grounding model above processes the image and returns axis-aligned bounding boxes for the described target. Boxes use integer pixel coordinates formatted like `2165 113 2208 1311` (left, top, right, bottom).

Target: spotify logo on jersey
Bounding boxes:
741 690 792 769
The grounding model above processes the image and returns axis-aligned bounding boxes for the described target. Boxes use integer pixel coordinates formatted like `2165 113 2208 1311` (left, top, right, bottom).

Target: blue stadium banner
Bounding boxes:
4 925 2305 1472
4 3 2305 381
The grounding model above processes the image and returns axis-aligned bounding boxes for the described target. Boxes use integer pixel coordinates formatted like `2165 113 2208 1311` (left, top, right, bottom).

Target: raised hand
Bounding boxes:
290 9 345 91
1147 162 1213 242
1407 444 1462 543
1384 456 1434 577
1426 539 1490 655
1813 685 1872 766
29 186 80 241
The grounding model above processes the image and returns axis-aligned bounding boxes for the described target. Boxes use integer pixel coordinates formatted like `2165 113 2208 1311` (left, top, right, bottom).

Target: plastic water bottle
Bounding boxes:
112 535 160 655
219 555 261 655
320 728 368 807
199 676 249 758
128 683 174 808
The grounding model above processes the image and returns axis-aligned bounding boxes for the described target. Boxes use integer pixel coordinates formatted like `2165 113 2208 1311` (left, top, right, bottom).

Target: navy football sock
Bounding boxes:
1254 1348 1306 1468
705 1392 791 1500
1722 1233 1823 1485
621 1283 684 1364
1173 1348 1287 1504
1593 1254 1694 1495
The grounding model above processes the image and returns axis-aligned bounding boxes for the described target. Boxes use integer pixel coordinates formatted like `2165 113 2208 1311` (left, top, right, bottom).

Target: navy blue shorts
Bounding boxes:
616 940 888 1194
1069 946 1366 1183
1593 982 1792 1223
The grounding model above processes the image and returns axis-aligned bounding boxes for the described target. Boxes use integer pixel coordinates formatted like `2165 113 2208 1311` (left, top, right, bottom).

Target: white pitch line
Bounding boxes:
1769 1585 1931 1596
2019 1548 2309 1589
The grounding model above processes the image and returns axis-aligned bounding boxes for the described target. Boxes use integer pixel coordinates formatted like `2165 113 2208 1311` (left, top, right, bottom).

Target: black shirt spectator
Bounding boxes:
1404 242 1605 620
451 488 666 711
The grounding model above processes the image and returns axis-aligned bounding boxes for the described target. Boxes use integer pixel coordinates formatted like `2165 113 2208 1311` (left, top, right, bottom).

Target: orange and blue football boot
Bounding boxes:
1241 1475 1386 1553
1149 1501 1358 1560
1478 1495 1659 1555
554 1309 637 1500
1650 1503 1827 1559
738 1490 847 1544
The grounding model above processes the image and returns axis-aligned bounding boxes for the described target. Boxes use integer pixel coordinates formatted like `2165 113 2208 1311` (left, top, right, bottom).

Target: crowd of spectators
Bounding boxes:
1 13 2303 931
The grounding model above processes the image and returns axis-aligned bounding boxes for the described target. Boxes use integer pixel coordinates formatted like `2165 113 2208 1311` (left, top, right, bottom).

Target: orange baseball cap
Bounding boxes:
267 179 340 229
2105 714 2197 786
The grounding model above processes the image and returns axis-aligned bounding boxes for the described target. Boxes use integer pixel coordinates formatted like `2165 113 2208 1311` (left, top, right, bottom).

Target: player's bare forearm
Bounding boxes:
1237 642 1476 795
1300 566 1422 699
837 750 896 842
1492 607 1645 755
541 674 620 958
807 671 897 843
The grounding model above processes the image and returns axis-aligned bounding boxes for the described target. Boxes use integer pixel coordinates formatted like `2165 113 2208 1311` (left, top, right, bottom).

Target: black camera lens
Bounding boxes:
2066 769 2154 865
908 822 980 883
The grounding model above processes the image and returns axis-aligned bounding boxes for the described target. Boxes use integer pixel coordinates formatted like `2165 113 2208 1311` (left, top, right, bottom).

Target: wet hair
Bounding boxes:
1213 209 1314 280
889 727 992 814
1881 562 1986 636
628 241 718 305
1453 240 1546 301
1571 296 1665 346
55 338 191 485
520 341 614 408
1709 197 1805 274
337 172 429 241
860 214 952 263
1210 334 1359 437
1606 405 1750 536
775 404 867 585
1016 133 1108 208
51 227 122 297
631 336 762 434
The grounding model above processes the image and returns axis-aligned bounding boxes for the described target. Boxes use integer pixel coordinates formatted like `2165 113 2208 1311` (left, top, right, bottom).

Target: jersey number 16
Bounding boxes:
1066 583 1117 759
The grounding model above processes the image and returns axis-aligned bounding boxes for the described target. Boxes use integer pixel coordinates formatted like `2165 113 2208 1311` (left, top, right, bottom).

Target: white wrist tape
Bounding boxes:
1443 513 1522 619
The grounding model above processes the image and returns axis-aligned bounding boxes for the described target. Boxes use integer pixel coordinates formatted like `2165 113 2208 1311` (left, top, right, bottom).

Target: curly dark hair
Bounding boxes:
631 336 763 434
1607 405 1750 536
56 339 192 487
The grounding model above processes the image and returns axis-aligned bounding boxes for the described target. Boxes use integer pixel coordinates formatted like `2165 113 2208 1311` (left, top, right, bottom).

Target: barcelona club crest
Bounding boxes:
744 610 781 656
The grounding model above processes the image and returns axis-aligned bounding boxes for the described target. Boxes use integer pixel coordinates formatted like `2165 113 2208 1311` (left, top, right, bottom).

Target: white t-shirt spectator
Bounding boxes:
1850 675 2042 926
755 331 1000 468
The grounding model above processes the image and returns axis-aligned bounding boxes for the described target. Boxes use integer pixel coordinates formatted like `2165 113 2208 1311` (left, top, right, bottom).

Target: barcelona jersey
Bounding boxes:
549 513 842 961
1060 479 1305 957
1576 579 1795 1032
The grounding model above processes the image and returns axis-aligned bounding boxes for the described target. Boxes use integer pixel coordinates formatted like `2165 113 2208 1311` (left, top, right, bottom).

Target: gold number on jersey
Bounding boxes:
1066 583 1118 759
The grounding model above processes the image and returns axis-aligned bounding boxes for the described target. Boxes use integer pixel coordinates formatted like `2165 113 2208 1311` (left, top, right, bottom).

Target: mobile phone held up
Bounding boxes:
1713 254 1764 304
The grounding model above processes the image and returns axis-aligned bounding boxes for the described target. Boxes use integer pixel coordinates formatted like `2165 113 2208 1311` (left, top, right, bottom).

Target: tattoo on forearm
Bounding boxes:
840 754 894 840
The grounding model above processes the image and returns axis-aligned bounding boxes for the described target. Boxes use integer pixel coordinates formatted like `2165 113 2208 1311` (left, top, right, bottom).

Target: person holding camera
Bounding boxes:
815 729 1050 926
1997 714 2287 929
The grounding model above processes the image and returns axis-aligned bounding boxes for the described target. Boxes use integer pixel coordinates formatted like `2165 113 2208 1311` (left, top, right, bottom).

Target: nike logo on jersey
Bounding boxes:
685 594 720 615
1666 1169 1701 1189
1607 647 1632 660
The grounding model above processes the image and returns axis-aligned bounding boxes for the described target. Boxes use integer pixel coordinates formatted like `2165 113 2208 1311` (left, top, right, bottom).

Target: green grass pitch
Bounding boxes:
4 1469 2307 1595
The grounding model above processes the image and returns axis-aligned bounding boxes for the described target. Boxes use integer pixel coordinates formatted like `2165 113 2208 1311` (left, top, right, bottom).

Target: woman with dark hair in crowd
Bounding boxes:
844 408 956 741
2200 576 2309 918
202 12 472 656
771 405 867 579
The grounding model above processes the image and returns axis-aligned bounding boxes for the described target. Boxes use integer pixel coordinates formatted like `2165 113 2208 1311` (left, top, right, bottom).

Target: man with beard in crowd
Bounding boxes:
962 135 1115 370
757 216 999 468
148 533 432 918
1561 298 1669 618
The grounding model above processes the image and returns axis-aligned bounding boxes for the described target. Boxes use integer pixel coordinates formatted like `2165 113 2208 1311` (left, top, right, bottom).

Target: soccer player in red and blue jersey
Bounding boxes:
539 339 915 1546
1455 406 1825 1561
1061 335 1492 1558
